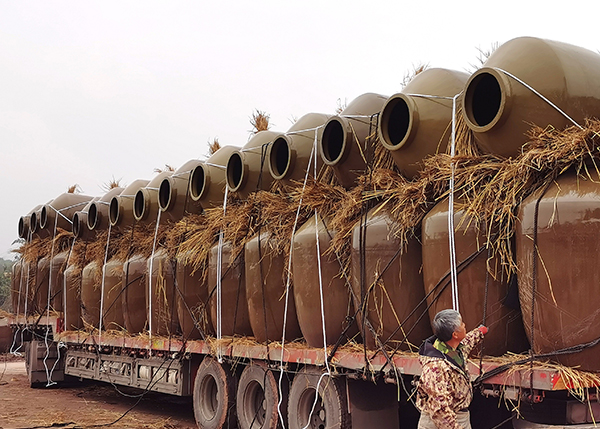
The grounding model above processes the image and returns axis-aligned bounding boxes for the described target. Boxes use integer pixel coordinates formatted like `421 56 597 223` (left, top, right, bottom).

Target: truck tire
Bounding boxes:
287 369 350 429
236 363 287 429
193 357 238 429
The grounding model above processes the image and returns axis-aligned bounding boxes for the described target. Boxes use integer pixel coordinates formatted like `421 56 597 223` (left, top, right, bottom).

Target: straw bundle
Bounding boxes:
456 119 600 274
17 228 74 265
250 109 270 133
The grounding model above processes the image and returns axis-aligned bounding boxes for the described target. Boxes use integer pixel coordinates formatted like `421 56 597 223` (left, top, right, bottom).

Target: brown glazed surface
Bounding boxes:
134 172 172 224
101 258 124 331
319 93 387 189
351 205 432 351
422 198 529 356
20 261 36 316
517 170 600 371
41 193 93 234
379 68 469 179
245 231 302 343
110 179 150 228
146 249 179 336
72 197 99 240
463 37 600 157
122 254 148 334
88 187 123 231
191 146 239 209
160 159 204 221
34 257 50 315
63 264 82 330
175 253 213 340
10 262 22 315
18 204 41 239
292 214 358 348
268 113 331 186
81 261 101 328
227 130 279 200
49 251 68 312
31 203 50 238
208 241 252 337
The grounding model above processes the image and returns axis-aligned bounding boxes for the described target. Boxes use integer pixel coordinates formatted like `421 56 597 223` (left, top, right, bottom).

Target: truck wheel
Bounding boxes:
236 363 287 429
193 357 237 429
287 369 350 429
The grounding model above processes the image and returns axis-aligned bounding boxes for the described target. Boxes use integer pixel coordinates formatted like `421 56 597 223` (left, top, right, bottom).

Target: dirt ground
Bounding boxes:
0 354 198 429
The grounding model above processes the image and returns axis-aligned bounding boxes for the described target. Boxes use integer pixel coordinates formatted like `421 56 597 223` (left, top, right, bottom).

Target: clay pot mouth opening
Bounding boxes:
87 203 98 230
30 213 38 233
72 213 83 238
379 95 412 150
40 206 49 229
269 137 291 180
320 119 346 165
133 190 147 221
158 178 172 211
464 70 504 130
109 197 120 226
18 217 27 238
189 165 207 201
226 152 244 192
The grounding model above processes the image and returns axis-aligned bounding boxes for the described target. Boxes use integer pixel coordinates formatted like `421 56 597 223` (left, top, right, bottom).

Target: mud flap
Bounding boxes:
25 339 64 387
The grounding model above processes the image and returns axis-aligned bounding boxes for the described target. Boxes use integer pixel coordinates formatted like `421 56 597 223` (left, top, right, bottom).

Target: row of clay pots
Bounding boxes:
12 37 600 367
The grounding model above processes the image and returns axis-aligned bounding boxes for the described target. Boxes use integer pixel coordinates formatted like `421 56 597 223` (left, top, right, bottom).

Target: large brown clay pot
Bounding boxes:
30 203 50 238
379 68 469 179
351 205 432 350
72 198 100 241
101 258 125 331
87 187 124 232
319 93 388 188
81 261 101 328
34 257 50 315
189 146 239 209
268 113 331 186
175 252 213 340
208 241 252 337
63 263 83 331
245 231 302 343
227 131 279 199
122 254 148 334
159 160 204 221
147 249 179 336
292 214 358 348
49 251 68 312
20 260 36 317
422 198 529 356
10 262 22 315
516 170 600 371
463 37 600 157
109 179 150 229
134 172 172 224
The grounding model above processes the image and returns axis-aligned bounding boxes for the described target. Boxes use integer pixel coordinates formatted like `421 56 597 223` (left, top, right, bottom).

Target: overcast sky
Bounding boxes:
1 0 599 259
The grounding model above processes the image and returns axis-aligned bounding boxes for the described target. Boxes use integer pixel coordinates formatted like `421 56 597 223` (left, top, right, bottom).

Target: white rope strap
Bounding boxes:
301 127 332 429
216 186 229 364
99 222 112 346
277 126 322 428
492 67 583 130
449 93 461 312
148 209 162 355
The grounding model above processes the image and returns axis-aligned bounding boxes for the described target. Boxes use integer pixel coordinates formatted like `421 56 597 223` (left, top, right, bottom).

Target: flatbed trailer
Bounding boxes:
7 315 600 429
